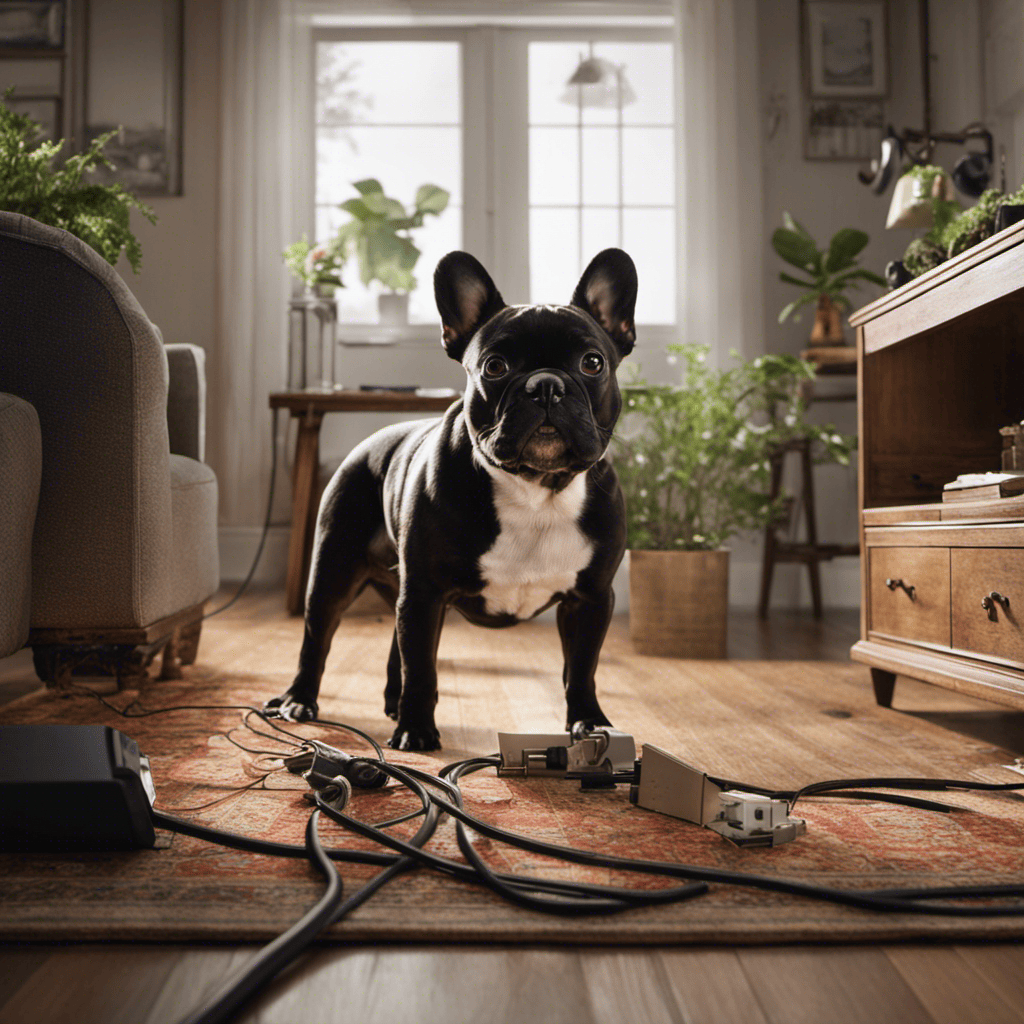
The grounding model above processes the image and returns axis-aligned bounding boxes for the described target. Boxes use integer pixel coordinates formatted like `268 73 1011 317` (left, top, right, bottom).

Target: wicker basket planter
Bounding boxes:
629 549 729 658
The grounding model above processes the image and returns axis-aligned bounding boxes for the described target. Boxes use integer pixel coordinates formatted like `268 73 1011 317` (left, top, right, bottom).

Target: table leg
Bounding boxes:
285 410 323 616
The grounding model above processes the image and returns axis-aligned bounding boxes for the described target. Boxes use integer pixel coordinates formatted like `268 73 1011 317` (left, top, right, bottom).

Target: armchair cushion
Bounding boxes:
166 344 207 462
0 393 41 656
0 211 220 632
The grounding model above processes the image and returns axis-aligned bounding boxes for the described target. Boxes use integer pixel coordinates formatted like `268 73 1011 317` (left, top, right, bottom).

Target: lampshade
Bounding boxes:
886 169 956 230
560 54 636 109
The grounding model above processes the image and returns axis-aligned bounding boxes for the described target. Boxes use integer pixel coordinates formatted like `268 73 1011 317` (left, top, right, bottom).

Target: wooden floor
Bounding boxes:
2 590 1023 1024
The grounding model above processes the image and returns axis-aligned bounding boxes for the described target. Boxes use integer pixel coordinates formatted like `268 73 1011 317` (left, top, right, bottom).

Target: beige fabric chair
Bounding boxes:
0 393 42 658
0 212 219 682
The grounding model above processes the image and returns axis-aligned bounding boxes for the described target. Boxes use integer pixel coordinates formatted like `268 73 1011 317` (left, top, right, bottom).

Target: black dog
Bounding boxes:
265 248 637 750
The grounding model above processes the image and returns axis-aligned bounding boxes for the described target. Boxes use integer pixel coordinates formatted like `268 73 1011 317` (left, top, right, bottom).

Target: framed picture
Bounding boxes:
804 98 884 161
803 1 888 98
81 0 183 195
0 2 63 49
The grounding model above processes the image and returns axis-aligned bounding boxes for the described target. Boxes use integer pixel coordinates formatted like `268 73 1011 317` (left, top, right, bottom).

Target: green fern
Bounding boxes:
0 90 155 272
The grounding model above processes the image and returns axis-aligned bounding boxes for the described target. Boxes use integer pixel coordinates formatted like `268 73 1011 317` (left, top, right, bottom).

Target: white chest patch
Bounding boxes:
477 469 593 619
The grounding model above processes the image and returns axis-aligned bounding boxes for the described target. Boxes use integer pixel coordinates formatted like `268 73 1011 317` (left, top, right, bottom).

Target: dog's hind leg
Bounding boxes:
384 628 400 719
264 461 383 721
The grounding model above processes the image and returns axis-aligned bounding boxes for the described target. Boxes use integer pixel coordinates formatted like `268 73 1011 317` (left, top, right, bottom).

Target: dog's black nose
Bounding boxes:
525 371 565 406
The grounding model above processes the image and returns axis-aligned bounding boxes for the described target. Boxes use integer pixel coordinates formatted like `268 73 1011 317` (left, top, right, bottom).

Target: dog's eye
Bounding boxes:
580 352 605 376
482 356 509 379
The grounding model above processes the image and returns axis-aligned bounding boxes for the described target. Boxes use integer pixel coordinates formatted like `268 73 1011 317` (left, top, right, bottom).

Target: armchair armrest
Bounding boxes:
165 343 207 463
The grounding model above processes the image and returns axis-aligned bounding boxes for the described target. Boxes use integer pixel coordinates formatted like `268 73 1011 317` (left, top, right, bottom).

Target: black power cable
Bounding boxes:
177 810 341 1024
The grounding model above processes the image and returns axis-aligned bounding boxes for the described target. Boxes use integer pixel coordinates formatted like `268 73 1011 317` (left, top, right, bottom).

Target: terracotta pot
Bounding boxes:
809 294 844 346
629 549 729 658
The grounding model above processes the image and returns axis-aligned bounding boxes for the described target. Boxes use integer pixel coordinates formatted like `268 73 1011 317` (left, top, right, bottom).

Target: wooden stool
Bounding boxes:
757 435 859 618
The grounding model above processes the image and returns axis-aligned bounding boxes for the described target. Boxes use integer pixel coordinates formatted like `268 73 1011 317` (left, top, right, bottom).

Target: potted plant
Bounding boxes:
0 90 155 272
614 343 855 657
333 178 450 325
282 234 345 296
771 213 886 345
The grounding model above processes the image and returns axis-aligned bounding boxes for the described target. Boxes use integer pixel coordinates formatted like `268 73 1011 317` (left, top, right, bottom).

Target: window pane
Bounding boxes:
315 39 462 324
316 41 460 125
530 208 580 304
622 127 674 206
317 126 461 206
529 127 578 206
582 207 620 260
623 208 675 325
582 127 619 206
528 38 675 321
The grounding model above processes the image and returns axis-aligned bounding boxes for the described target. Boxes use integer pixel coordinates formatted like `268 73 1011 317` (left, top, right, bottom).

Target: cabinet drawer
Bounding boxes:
951 548 1024 665
869 547 950 646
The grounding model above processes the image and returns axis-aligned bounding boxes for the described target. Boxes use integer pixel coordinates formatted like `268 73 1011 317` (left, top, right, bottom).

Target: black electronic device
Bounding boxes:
0 724 156 850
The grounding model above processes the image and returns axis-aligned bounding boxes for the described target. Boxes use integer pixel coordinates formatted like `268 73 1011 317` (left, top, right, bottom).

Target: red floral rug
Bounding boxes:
2 662 1024 946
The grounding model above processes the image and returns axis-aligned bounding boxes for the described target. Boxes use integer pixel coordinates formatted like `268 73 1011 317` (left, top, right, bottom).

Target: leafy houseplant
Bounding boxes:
282 234 345 294
0 91 155 273
334 178 450 324
614 344 856 657
772 213 886 344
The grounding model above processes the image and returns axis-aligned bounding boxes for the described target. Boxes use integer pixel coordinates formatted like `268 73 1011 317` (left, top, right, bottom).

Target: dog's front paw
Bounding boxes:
388 722 442 751
565 705 612 733
264 692 319 722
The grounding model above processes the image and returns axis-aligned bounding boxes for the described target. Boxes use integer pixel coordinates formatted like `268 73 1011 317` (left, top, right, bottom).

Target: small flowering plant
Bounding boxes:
614 343 856 551
282 234 345 291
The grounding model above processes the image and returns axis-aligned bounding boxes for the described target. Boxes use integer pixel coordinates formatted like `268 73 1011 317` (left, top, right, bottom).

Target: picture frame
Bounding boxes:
803 1 888 98
0 2 63 50
804 97 884 161
81 0 183 196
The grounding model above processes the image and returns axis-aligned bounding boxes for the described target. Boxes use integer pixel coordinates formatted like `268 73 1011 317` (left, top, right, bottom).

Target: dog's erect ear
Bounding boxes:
434 251 506 361
571 248 638 357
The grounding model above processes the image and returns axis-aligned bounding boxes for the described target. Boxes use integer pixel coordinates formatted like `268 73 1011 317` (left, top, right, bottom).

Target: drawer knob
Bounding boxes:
981 591 1010 621
885 577 916 600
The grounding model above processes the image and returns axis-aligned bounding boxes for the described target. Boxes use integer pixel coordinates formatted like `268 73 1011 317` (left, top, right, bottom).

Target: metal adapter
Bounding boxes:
497 725 636 783
630 744 805 847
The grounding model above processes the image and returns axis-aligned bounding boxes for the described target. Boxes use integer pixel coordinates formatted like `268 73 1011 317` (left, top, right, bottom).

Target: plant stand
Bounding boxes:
757 436 859 618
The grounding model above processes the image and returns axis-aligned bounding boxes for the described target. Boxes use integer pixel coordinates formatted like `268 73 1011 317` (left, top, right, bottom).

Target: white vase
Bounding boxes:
378 293 409 326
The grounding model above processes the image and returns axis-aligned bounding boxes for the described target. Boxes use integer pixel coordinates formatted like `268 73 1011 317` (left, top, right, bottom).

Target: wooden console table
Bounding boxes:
270 390 459 615
849 218 1024 711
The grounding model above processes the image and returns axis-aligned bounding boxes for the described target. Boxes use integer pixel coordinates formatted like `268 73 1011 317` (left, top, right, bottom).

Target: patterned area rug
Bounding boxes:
2 650 1024 945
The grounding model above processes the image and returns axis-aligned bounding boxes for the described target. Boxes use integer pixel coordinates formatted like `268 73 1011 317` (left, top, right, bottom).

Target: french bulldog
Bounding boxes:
265 248 637 750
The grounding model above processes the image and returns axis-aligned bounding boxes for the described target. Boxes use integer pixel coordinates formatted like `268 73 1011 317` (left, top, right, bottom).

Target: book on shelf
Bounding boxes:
941 472 1024 502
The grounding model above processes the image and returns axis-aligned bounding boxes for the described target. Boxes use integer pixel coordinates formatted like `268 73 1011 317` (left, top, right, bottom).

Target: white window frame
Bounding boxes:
300 19 675 345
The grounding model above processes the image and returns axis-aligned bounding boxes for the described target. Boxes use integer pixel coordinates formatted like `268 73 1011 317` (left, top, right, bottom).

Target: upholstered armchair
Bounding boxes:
0 212 219 685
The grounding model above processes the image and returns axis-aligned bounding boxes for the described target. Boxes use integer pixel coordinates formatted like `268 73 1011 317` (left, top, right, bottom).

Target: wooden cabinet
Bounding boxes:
850 220 1024 711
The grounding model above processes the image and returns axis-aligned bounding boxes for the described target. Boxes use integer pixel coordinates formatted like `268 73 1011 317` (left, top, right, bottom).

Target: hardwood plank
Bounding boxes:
579 950 681 1024
246 948 594 1024
886 946 1024 1024
659 949 769 1024
0 947 48 1008
143 946 253 1024
0 947 183 1024
736 947 934 1024
955 945 1024 1017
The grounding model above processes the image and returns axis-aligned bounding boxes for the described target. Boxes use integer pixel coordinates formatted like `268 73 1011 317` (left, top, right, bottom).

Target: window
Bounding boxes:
312 25 674 329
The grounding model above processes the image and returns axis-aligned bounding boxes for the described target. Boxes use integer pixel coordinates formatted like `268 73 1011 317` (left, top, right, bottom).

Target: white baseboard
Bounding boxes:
218 526 291 584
